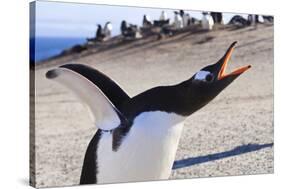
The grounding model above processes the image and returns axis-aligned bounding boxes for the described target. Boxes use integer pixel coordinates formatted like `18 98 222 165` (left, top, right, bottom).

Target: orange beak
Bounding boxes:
218 42 251 80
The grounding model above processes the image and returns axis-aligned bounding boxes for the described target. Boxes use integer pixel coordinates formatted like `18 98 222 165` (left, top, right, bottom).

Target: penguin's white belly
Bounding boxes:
96 111 185 184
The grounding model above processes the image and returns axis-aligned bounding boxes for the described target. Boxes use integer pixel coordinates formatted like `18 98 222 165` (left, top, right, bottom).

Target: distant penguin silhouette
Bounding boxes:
262 15 273 23
143 15 152 28
154 10 170 27
228 15 250 26
95 24 105 41
120 20 127 36
179 10 185 18
248 14 257 26
255 15 260 24
190 17 199 25
159 11 168 21
180 10 191 27
211 12 223 24
201 12 214 30
120 20 141 39
174 11 183 29
104 22 113 38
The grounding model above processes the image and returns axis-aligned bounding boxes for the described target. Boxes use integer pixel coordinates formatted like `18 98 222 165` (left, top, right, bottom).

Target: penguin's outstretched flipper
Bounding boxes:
46 64 130 130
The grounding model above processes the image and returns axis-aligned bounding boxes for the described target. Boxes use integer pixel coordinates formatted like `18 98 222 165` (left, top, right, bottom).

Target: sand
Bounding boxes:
33 24 273 188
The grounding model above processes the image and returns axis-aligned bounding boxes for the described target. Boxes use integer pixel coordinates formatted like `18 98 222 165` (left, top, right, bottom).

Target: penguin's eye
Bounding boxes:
205 73 214 82
194 70 213 82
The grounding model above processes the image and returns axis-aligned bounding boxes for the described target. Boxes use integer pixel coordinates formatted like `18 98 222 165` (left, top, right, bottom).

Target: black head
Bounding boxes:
121 20 127 28
180 10 184 17
178 41 251 116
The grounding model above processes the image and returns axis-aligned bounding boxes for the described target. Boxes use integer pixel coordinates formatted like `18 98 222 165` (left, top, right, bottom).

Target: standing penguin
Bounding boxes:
95 24 105 41
201 12 214 30
142 14 152 28
159 11 168 21
210 12 223 24
180 10 191 27
120 20 141 39
46 42 251 185
262 15 273 23
103 21 113 39
174 11 183 29
228 15 250 26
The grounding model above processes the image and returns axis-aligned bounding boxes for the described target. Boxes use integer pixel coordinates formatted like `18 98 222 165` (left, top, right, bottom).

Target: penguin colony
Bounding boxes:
46 42 251 184
90 10 272 42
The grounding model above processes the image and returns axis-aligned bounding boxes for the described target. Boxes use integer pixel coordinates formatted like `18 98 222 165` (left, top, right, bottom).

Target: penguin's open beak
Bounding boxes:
216 41 251 81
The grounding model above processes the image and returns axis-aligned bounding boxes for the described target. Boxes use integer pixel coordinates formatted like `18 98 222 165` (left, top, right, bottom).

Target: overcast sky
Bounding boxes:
34 1 245 38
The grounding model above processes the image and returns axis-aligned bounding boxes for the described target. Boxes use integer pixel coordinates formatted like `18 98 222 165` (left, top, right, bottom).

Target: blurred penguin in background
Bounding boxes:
120 20 142 39
180 10 191 27
154 11 170 27
262 15 274 23
211 12 223 24
248 14 256 26
201 12 214 30
121 20 129 36
248 14 264 26
228 15 250 26
159 11 168 21
95 24 105 41
143 14 152 28
174 11 183 29
104 22 113 39
255 15 265 24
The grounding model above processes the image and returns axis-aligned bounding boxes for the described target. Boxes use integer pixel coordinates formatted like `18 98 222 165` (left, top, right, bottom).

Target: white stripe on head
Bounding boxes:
194 70 211 81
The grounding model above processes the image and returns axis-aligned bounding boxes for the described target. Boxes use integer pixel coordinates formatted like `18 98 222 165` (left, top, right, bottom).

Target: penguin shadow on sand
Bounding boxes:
193 36 215 45
173 143 273 170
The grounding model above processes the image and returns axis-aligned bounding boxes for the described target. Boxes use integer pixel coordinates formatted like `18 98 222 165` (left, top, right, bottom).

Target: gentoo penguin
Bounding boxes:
142 14 152 28
210 12 223 24
174 11 183 29
120 20 141 39
248 14 257 26
228 15 250 26
154 11 170 27
190 17 199 25
180 10 190 27
46 42 251 185
159 10 168 21
201 12 214 30
95 24 105 41
262 15 273 23
103 21 112 38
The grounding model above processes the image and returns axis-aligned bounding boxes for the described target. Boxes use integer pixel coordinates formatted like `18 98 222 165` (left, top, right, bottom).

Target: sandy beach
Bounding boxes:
33 24 273 188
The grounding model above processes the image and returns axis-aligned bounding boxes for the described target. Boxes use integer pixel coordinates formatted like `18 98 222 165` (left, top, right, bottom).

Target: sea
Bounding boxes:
31 37 87 63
